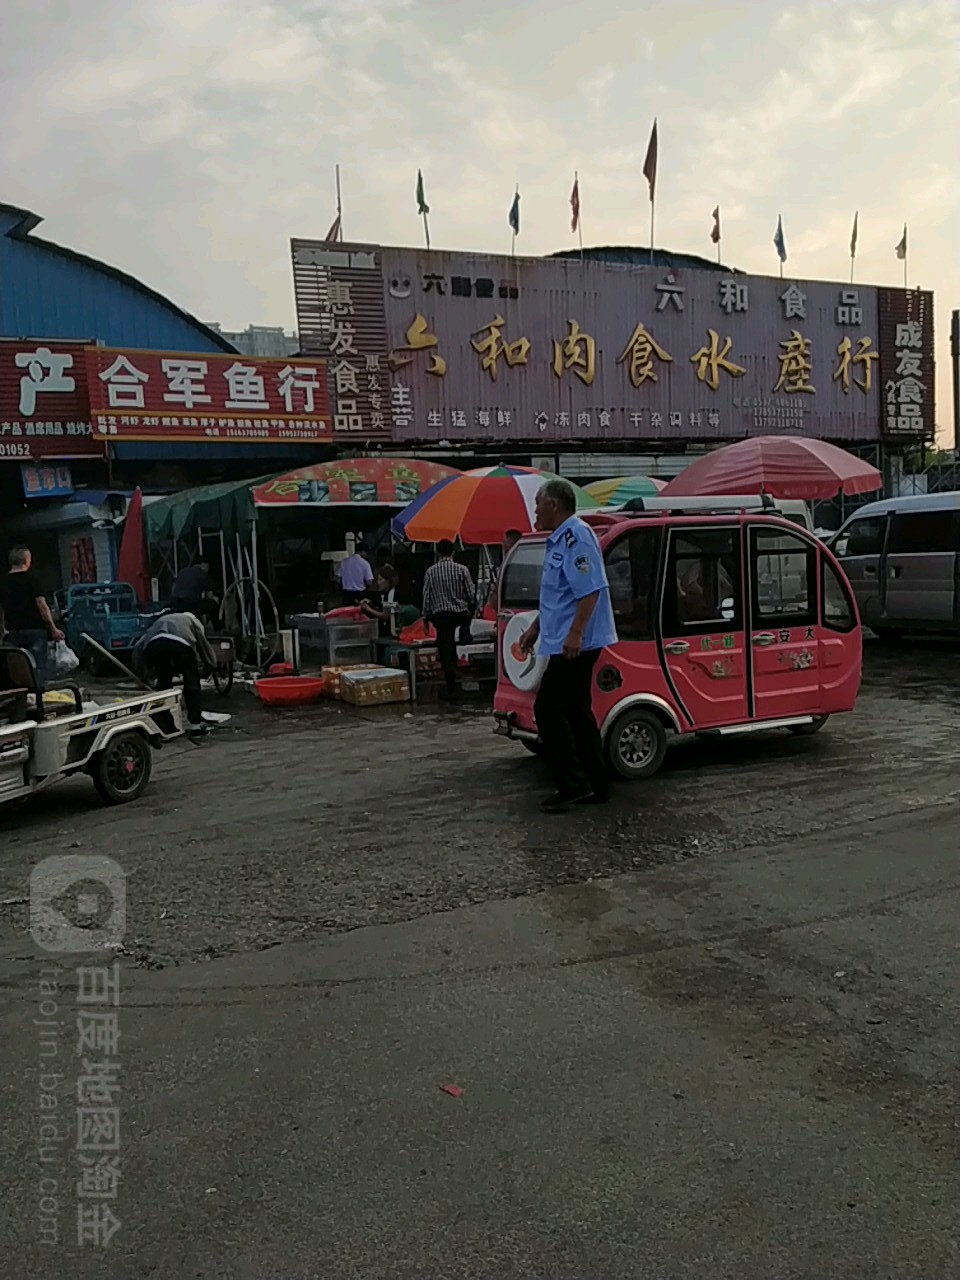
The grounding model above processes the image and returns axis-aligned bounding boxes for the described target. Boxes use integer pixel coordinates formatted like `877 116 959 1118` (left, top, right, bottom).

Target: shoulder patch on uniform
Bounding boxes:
562 529 577 548
574 554 591 573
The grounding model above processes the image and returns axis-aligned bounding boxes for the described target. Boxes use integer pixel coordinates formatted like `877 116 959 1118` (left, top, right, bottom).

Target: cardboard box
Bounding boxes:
340 668 411 707
321 664 384 699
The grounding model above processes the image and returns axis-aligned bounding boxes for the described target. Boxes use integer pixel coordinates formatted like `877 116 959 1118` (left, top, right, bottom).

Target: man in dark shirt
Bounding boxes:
0 546 64 692
170 559 216 622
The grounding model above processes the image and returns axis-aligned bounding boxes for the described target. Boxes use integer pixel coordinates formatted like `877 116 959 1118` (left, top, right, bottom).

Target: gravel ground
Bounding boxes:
0 637 957 970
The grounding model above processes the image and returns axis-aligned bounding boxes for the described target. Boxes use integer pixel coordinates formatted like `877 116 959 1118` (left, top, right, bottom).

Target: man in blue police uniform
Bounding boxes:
519 479 617 813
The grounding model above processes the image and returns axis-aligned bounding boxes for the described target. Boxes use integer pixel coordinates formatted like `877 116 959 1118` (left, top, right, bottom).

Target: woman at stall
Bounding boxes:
360 565 419 638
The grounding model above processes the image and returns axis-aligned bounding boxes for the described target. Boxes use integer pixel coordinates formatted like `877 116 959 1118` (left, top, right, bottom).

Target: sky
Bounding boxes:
2 0 958 436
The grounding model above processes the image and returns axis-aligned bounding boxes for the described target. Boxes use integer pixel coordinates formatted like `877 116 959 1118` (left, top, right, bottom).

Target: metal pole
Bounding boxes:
81 633 153 692
335 164 343 240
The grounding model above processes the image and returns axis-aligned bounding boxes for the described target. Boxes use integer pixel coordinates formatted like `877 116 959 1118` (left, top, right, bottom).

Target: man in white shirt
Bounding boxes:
338 543 375 604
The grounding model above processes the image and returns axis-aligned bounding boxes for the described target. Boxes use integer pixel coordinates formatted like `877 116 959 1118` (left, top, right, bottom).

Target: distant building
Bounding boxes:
207 323 299 358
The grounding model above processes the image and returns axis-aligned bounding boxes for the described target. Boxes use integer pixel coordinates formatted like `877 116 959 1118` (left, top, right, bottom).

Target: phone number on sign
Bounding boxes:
0 443 33 458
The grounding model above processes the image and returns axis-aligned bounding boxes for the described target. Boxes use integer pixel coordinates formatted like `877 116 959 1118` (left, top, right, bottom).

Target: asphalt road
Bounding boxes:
1 638 957 1278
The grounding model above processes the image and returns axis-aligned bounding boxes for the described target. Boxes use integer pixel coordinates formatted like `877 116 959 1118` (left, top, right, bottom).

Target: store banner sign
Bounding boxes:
877 289 935 441
85 348 332 443
0 340 101 460
291 241 937 445
21 462 75 498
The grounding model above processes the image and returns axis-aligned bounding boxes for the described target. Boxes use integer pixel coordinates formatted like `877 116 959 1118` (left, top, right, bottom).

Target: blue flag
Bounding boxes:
773 214 787 263
508 190 520 235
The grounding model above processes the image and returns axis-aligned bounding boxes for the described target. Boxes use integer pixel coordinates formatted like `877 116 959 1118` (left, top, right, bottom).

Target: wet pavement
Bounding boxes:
1 636 957 1277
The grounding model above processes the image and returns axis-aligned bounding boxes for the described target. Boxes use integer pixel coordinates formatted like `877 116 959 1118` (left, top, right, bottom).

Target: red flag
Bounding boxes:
324 214 342 242
117 488 151 607
711 206 721 244
570 175 580 233
642 119 658 202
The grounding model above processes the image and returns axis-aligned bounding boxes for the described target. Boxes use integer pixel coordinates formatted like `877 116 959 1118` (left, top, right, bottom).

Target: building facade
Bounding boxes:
290 240 935 464
207 323 300 358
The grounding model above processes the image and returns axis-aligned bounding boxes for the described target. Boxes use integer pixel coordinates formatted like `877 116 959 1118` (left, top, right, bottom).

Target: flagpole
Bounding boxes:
649 199 655 266
576 171 583 262
335 164 343 241
422 210 431 250
512 183 518 258
716 240 721 266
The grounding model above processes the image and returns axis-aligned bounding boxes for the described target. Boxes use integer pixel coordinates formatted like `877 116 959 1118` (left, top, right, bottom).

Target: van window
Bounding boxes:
663 528 742 632
604 527 661 641
887 510 960 554
823 561 856 632
500 541 546 609
835 515 885 558
751 529 817 625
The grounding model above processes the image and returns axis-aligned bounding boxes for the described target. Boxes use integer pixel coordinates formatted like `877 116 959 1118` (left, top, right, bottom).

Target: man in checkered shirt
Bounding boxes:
422 540 476 699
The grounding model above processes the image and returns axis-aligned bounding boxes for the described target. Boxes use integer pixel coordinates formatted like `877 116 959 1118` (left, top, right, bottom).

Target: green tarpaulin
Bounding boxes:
143 478 268 544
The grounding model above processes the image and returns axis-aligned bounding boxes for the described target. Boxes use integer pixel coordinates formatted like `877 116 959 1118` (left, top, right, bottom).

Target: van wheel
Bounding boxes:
91 732 153 804
606 708 668 780
521 739 543 756
789 715 829 737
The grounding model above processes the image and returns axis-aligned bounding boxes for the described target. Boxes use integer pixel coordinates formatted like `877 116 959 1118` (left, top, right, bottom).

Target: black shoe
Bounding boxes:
576 791 610 806
187 723 210 739
540 790 592 813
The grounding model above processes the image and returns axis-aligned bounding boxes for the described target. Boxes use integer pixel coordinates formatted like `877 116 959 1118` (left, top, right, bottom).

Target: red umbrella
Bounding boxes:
661 436 882 500
117 487 151 606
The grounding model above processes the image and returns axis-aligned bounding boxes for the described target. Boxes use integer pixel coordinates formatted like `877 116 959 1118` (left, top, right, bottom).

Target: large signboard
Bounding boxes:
0 340 101 460
877 289 936 441
85 349 331 444
292 241 935 446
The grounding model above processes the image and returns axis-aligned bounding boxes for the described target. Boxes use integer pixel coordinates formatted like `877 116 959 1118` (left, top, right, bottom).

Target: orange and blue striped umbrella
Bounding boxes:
392 465 598 545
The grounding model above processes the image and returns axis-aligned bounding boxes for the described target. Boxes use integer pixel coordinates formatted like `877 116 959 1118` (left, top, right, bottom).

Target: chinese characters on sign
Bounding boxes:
0 341 99 460
290 241 928 443
291 241 390 438
84 350 330 443
21 463 74 498
878 289 935 441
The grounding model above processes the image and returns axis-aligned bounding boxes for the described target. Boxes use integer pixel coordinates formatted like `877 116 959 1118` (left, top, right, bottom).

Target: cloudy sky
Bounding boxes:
2 0 958 431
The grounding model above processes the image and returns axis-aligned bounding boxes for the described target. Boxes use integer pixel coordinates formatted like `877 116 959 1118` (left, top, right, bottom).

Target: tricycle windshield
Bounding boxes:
500 541 546 609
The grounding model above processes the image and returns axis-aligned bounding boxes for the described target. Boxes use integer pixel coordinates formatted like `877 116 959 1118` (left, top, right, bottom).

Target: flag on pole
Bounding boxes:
710 206 721 244
774 214 787 263
895 223 907 260
416 169 429 216
643 119 658 201
323 214 341 242
509 190 520 235
570 175 580 233
850 211 859 259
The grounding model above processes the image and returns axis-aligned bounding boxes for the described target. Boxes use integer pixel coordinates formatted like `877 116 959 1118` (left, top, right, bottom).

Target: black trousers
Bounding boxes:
534 650 609 799
430 611 468 694
145 637 203 725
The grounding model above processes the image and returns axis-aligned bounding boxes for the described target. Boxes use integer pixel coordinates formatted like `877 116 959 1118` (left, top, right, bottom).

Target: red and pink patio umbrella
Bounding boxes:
661 436 883 501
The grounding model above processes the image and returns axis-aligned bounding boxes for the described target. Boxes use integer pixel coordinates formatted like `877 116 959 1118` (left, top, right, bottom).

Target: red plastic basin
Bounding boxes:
255 676 326 707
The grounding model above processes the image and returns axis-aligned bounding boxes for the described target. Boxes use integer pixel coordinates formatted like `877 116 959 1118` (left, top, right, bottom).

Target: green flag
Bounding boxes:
416 170 429 215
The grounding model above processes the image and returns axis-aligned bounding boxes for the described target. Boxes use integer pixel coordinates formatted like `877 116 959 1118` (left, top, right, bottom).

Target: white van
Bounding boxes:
831 491 960 636
618 494 814 532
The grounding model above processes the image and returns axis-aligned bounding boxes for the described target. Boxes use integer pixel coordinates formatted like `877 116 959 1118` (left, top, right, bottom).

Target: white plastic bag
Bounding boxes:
50 640 80 675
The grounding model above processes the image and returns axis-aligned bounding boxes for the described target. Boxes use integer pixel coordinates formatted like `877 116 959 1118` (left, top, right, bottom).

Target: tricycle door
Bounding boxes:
659 526 748 729
748 525 821 720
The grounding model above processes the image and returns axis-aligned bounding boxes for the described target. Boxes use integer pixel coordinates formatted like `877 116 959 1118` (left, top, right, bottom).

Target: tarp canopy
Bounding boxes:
144 477 266 544
253 458 460 508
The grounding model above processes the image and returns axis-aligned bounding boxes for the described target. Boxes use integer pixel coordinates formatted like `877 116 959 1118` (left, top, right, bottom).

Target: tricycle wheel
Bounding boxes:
788 715 829 737
91 732 153 804
212 665 234 696
605 707 668 780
